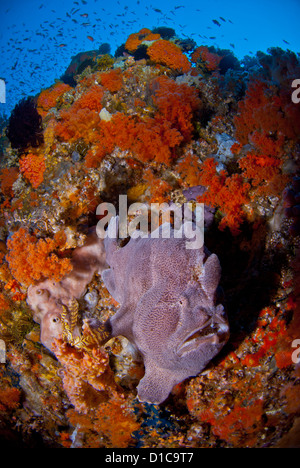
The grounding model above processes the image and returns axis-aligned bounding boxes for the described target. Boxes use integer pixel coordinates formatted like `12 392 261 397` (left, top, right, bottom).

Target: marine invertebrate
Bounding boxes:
84 111 183 168
72 84 104 112
26 228 107 350
100 69 123 93
234 79 300 146
0 387 21 412
55 84 104 144
191 46 222 71
37 82 72 118
101 217 229 404
6 97 44 150
6 228 72 287
151 75 201 141
147 39 191 74
19 152 46 188
125 28 160 54
197 158 250 234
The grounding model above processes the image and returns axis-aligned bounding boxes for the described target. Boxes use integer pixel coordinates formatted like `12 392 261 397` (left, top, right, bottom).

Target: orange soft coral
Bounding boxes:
56 84 104 143
6 228 72 286
53 338 117 414
125 28 160 53
72 84 104 112
100 69 123 93
176 153 202 187
0 387 21 412
53 331 140 448
19 152 46 189
56 107 101 144
152 75 201 141
85 111 183 168
142 168 173 203
37 82 72 118
147 39 191 74
233 79 298 198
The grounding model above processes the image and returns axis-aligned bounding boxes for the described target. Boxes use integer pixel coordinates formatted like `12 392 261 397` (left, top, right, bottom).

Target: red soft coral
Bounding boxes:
234 79 300 147
0 167 19 198
85 112 183 168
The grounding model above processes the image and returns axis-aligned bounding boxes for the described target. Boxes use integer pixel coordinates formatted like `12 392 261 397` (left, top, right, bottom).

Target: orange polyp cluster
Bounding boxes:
37 82 72 117
19 152 46 189
83 75 201 168
147 39 191 74
100 69 123 93
6 228 72 286
125 28 160 53
55 84 104 143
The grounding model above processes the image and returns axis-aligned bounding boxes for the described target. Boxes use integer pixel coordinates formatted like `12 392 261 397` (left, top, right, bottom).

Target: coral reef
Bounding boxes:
0 30 299 448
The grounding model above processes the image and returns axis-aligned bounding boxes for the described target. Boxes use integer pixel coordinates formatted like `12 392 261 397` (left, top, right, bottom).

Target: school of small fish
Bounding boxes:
0 0 291 117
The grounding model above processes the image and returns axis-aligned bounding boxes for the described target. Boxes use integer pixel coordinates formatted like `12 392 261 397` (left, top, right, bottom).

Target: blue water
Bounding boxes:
0 0 299 118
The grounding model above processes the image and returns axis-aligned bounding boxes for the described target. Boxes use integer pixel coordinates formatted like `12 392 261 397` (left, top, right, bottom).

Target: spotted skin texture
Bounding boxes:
102 218 229 404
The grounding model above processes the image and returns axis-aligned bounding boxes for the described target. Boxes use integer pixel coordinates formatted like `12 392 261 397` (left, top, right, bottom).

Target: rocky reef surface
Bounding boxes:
0 29 299 448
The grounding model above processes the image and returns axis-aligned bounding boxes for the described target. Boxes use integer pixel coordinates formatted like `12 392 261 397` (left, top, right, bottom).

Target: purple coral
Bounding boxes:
102 217 229 404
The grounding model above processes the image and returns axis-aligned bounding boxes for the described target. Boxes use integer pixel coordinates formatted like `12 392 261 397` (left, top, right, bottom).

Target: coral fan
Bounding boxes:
147 39 191 74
